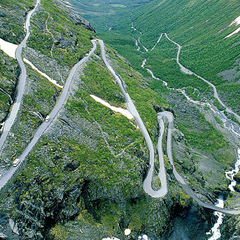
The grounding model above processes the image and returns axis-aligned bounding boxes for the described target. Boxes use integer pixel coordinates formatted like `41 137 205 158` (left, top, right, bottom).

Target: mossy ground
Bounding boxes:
0 0 35 44
28 0 94 68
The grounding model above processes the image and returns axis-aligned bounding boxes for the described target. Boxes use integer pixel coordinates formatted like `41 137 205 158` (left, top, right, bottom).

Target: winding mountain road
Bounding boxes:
142 112 167 198
0 38 167 198
130 24 240 214
99 39 240 213
158 111 240 214
1 17 240 215
138 31 240 123
0 40 97 191
99 39 168 197
164 33 240 122
0 0 40 153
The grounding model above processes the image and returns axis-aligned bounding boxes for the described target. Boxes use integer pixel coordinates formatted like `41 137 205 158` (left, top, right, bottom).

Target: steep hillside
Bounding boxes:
0 0 240 240
131 0 240 113
0 0 35 44
80 0 240 116
0 0 206 239
0 0 35 129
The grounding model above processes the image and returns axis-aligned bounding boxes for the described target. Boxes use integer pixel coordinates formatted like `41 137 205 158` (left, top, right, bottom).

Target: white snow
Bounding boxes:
23 58 63 88
90 95 134 120
225 15 240 38
124 229 131 236
225 27 240 38
0 38 63 89
230 16 240 26
0 38 18 59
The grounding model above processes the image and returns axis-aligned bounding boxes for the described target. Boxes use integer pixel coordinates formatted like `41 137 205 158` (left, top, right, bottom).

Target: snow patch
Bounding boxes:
0 38 63 89
225 27 240 38
23 58 63 88
90 95 134 120
230 16 240 26
225 15 240 38
0 38 18 59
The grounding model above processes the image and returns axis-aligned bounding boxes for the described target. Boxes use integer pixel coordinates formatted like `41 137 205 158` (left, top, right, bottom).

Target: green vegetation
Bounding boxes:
3 51 150 237
70 60 125 107
214 115 223 125
218 83 240 115
0 52 19 94
28 0 94 67
23 65 61 117
0 0 35 44
0 37 195 238
184 87 202 102
177 110 232 164
2 109 42 160
74 0 240 114
67 0 153 32
1 66 58 162
0 0 34 9
111 4 126 8
1 0 239 238
105 45 167 142
213 98 226 111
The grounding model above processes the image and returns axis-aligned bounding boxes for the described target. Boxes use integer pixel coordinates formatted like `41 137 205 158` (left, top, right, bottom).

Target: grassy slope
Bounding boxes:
91 0 240 114
0 0 36 122
0 0 94 164
71 0 240 192
0 1 34 129
0 41 178 239
67 0 153 32
28 0 94 68
0 52 19 122
0 0 35 44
